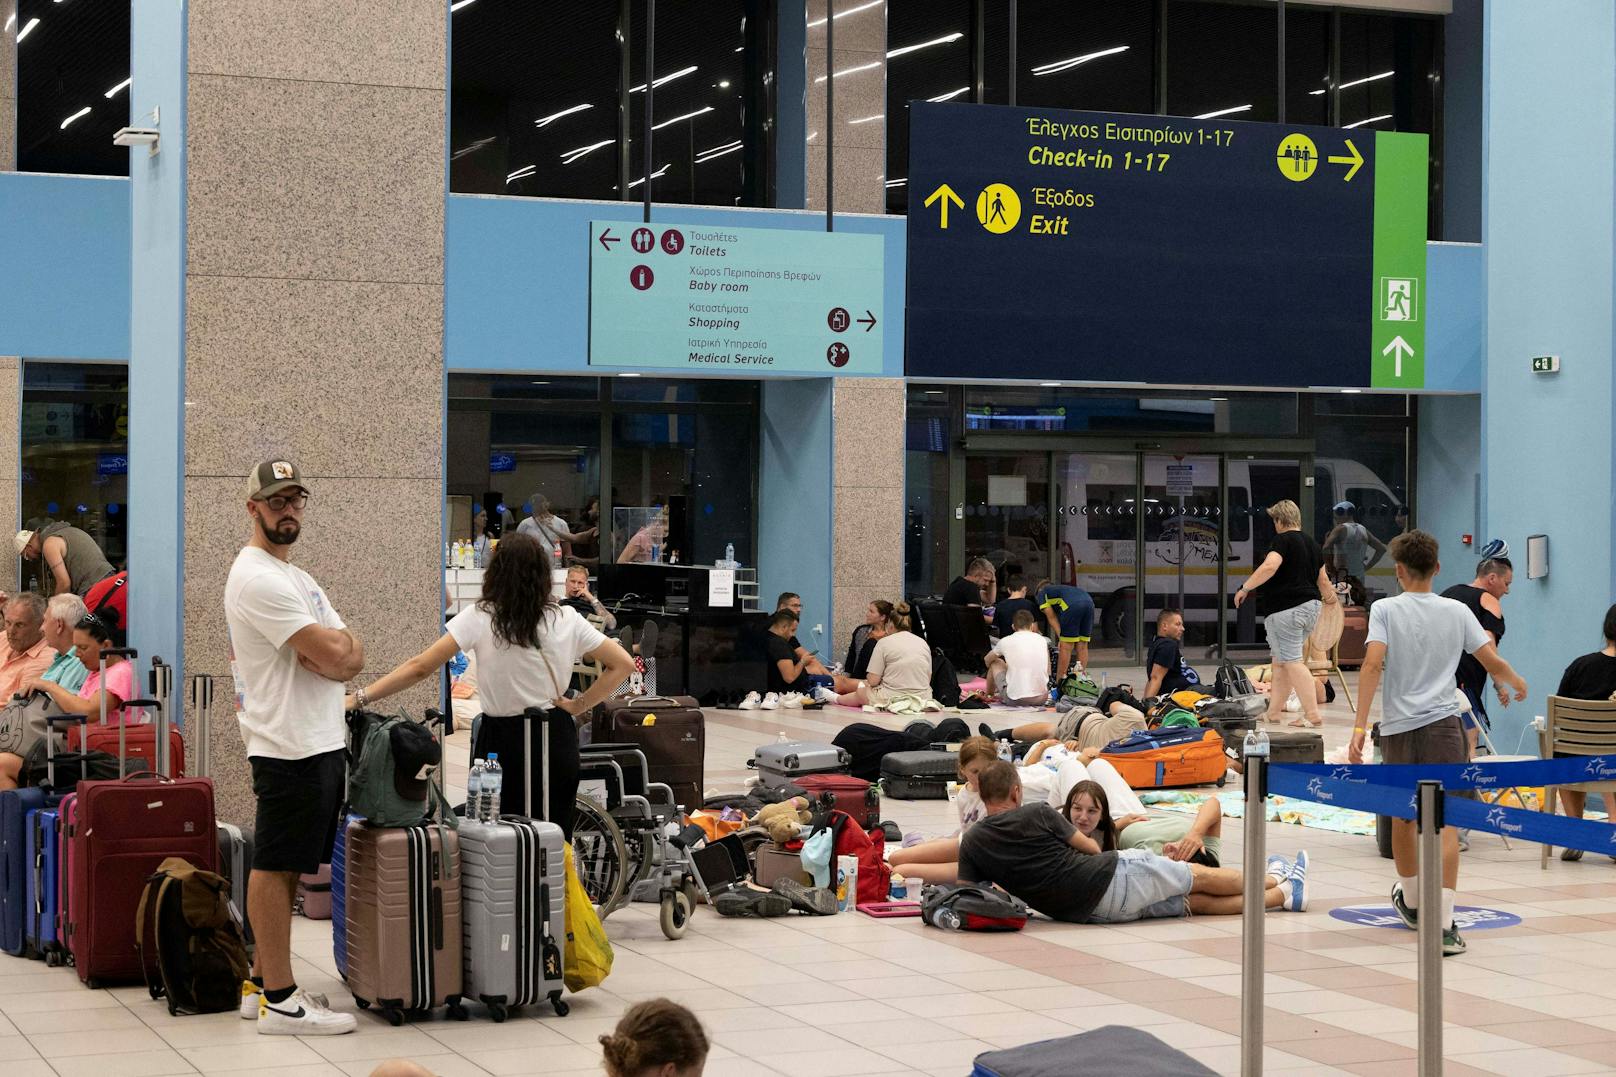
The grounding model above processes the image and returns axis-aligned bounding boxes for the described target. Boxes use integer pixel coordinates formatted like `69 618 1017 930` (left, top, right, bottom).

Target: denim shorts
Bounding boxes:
1263 600 1321 663
1085 848 1194 924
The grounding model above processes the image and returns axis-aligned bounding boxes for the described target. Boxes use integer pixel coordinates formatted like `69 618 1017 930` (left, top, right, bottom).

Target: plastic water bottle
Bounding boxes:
483 753 503 823
651 541 661 563
444 542 451 568
466 760 484 822
777 731 789 745
997 739 1013 762
724 542 735 568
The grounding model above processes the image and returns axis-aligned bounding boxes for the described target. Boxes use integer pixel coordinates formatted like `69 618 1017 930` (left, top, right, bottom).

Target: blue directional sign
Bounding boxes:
905 102 1428 389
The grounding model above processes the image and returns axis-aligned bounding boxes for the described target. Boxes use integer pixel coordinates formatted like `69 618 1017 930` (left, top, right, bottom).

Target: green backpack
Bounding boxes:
1059 673 1101 704
1155 707 1201 730
345 708 457 829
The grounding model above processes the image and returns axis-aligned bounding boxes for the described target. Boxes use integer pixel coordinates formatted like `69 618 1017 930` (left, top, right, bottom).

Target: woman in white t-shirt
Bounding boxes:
828 602 935 709
349 533 634 837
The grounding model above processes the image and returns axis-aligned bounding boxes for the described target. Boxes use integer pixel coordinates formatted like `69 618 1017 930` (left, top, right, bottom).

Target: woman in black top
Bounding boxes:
843 600 892 676
1233 499 1337 728
1552 603 1616 856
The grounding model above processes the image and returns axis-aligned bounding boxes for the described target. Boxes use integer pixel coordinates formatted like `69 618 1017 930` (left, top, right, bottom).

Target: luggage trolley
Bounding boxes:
570 743 766 939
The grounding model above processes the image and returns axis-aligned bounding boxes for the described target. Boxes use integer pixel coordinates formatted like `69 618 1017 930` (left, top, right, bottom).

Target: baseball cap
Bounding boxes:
245 459 309 501
13 530 32 556
1333 501 1355 514
389 720 440 802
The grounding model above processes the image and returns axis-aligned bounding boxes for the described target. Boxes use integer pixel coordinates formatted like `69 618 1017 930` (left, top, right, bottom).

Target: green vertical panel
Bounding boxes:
1371 132 1430 388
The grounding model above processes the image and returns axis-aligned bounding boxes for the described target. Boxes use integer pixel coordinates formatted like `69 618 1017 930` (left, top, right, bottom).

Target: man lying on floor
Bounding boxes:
956 761 1310 923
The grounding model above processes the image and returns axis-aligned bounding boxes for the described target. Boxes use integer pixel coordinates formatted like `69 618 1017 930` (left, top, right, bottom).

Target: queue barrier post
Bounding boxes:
1241 731 1270 1077
1416 779 1444 1077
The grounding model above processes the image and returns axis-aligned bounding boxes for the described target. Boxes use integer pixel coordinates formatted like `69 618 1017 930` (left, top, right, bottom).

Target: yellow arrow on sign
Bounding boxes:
1328 138 1364 182
924 183 965 229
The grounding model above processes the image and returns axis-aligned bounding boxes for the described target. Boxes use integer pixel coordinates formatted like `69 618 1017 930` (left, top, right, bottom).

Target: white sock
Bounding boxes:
1441 888 1457 929
1398 875 1419 907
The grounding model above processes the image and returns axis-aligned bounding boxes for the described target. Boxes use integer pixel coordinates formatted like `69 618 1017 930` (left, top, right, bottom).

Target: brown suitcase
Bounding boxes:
1337 605 1369 668
591 696 704 811
343 822 465 1024
752 842 812 888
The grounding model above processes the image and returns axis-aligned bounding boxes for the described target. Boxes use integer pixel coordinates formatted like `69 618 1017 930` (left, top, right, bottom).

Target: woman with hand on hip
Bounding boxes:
1234 500 1337 729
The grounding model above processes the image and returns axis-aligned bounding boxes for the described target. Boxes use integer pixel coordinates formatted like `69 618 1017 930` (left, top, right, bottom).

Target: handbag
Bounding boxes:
920 883 1029 931
0 690 62 762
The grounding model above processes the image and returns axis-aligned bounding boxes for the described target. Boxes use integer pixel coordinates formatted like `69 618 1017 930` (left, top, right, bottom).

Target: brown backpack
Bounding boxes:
136 856 251 1015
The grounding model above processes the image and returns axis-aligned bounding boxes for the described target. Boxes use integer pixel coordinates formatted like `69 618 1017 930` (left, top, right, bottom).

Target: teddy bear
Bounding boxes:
754 796 813 845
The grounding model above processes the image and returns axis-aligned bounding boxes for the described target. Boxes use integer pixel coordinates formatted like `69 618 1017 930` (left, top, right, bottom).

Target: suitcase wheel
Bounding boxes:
488 1002 508 1023
448 1001 469 1022
354 997 370 1010
383 1008 403 1026
551 992 569 1018
1216 773 1227 788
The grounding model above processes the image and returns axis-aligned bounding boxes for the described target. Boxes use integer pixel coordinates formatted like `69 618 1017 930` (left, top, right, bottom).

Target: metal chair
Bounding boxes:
1538 695 1616 868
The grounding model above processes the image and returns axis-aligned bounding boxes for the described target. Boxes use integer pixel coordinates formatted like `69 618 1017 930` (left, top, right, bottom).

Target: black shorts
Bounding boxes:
250 748 346 874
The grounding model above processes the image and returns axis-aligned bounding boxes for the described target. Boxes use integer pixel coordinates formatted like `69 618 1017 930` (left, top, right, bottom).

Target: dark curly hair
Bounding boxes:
477 531 555 650
600 999 707 1077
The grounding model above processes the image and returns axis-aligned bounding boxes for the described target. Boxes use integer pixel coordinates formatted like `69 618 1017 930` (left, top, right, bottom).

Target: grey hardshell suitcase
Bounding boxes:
749 741 851 790
189 672 254 947
880 750 957 800
460 699 568 1020
1265 729 1324 764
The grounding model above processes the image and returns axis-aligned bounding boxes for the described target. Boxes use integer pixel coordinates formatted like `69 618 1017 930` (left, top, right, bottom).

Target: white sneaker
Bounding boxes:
257 987 356 1036
781 692 804 708
813 685 839 705
759 692 781 711
240 979 262 1019
737 691 762 710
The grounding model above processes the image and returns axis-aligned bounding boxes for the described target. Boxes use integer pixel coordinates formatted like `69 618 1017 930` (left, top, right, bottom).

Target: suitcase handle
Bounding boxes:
119 770 175 784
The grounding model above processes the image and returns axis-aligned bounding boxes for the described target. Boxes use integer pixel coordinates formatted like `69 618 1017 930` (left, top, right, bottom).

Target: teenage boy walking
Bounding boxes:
1347 530 1526 956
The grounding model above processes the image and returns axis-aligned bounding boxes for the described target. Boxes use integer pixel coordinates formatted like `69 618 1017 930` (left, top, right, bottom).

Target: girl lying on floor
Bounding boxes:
886 735 1146 884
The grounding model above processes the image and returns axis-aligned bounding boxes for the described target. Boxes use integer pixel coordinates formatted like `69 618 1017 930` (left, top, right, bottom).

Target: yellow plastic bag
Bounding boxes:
563 843 614 992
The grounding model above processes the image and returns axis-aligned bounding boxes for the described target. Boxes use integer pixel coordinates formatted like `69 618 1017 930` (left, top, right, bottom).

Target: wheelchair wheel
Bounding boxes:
572 795 629 917
659 890 692 940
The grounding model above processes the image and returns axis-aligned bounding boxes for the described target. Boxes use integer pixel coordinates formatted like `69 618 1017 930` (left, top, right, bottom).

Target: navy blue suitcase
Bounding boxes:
0 787 50 955
331 810 360 979
25 807 60 960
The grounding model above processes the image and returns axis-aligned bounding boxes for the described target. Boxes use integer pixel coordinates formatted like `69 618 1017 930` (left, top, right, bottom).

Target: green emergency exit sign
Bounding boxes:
1531 355 1561 373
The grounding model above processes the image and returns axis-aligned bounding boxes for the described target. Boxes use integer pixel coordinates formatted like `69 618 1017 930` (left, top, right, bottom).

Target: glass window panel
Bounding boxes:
1165 1 1278 123
610 378 756 404
886 0 973 214
962 388 1298 436
16 0 130 176
20 363 129 578
904 385 954 597
1311 413 1409 598
1007 0 1155 115
1312 392 1408 416
1284 8 1331 126
963 453 1051 585
1056 452 1140 661
610 404 755 567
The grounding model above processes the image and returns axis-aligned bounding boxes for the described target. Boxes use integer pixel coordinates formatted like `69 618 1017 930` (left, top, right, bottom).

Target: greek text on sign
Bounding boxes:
589 222 885 375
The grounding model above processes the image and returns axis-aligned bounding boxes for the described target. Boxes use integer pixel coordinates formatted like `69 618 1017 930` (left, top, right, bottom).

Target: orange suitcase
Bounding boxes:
1100 728 1228 789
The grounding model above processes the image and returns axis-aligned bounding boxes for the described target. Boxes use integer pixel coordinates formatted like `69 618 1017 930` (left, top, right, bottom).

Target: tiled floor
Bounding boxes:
7 665 1616 1075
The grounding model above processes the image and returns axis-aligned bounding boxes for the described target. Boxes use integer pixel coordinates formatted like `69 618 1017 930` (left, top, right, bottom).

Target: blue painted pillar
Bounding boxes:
758 379 833 649
125 0 187 682
1482 1 1616 747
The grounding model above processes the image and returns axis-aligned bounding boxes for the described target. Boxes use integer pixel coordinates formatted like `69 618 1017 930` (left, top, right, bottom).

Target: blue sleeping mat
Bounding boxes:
972 1026 1219 1077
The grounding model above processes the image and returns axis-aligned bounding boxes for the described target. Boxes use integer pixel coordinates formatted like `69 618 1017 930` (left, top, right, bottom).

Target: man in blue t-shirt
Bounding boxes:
1144 608 1201 699
1034 581 1095 684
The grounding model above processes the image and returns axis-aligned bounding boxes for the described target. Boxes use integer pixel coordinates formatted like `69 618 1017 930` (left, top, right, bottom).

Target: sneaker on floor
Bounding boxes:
780 692 804 708
714 888 792 918
737 691 762 711
637 620 659 658
1290 849 1309 881
1443 923 1467 957
759 692 781 711
240 979 262 1020
1265 855 1292 882
258 988 356 1036
771 877 838 916
1281 875 1308 912
1456 829 1471 852
813 685 839 705
1390 882 1418 930
1561 847 1585 862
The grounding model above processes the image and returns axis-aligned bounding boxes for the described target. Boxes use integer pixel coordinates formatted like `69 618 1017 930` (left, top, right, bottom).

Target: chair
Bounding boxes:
1304 642 1354 711
572 613 608 691
1538 695 1616 868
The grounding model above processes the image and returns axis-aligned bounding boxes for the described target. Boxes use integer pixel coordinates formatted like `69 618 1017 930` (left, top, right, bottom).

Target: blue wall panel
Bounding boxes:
758 379 832 651
1417 393 1481 597
1424 243 1483 393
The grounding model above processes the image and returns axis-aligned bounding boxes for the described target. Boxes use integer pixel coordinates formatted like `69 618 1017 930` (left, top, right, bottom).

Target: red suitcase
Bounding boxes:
62 655 216 987
590 695 704 811
791 774 881 831
68 724 185 778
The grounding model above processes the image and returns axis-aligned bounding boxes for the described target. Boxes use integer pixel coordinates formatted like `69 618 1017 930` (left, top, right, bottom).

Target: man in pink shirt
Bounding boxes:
0 594 53 701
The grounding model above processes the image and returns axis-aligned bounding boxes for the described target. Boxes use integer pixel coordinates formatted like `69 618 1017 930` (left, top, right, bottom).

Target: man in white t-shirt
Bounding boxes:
986 609 1050 705
516 494 595 561
1347 529 1525 959
224 460 364 1036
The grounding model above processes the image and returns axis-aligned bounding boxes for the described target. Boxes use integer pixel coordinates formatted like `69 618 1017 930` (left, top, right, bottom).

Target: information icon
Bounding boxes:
826 342 850 368
660 229 685 254
631 227 656 253
630 265 655 291
827 307 850 332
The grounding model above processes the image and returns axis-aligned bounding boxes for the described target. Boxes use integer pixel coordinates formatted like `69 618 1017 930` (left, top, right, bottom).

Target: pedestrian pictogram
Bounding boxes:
631 227 656 253
827 307 850 332
1276 134 1318 181
660 229 685 254
826 342 850 368
630 264 654 290
976 183 1021 234
1381 277 1416 322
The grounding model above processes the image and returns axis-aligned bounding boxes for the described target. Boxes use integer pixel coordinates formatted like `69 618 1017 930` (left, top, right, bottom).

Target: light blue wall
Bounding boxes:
125 0 188 688
0 173 130 360
758 379 832 644
445 194 905 378
1482 0 1616 748
1417 393 1481 597
1425 243 1482 393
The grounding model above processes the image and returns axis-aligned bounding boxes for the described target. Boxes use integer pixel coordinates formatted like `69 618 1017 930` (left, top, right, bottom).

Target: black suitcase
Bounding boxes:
880 750 957 800
1265 729 1324 764
1202 714 1257 754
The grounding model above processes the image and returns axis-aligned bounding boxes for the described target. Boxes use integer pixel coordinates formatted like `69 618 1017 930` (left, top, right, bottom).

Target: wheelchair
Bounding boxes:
570 742 766 939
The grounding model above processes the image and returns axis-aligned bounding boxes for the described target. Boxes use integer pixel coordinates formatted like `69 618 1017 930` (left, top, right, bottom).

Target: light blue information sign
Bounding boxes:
588 221 885 374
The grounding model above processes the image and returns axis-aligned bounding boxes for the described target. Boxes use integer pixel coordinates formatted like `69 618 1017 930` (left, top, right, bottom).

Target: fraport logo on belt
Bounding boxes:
1329 905 1522 931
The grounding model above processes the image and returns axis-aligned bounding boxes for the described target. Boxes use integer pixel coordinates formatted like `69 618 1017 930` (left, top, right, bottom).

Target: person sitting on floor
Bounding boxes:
1143 608 1202 699
819 601 935 711
888 736 1147 886
991 575 1037 639
776 593 832 677
843 600 891 676
957 761 1309 923
1064 781 1227 867
764 610 817 702
944 557 998 610
1550 601 1616 859
985 609 1051 706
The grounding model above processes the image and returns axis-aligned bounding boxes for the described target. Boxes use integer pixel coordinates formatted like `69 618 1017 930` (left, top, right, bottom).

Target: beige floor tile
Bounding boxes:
36 1025 174 1058
0 987 126 1014
752 1044 913 1076
0 1032 40 1059
877 1037 997 1069
465 1042 604 1074
9 1003 146 1033
299 1024 448 1062
711 1024 851 1055
2 1062 56 1077
335 1056 491 1077
47 1047 199 1077
420 1018 573 1053
1448 1047 1614 1076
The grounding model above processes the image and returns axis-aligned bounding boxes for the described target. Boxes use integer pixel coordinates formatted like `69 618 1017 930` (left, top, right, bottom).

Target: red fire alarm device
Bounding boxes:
1461 534 1473 546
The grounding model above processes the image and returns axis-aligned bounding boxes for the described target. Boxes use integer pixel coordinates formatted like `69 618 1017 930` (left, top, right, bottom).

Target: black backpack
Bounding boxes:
832 722 930 782
930 647 962 707
1213 660 1257 699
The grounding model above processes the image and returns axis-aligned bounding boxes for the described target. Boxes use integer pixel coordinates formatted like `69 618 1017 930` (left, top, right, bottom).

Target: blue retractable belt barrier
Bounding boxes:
1279 753 1616 791
1268 758 1616 856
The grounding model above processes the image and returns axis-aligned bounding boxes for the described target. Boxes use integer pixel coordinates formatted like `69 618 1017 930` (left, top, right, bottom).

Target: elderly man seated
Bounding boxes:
0 593 90 789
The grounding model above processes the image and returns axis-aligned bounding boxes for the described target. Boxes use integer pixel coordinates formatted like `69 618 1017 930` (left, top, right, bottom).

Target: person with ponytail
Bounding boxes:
825 601 936 710
600 999 708 1077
